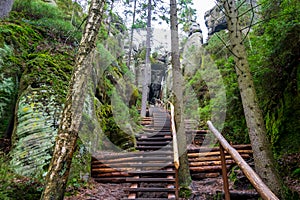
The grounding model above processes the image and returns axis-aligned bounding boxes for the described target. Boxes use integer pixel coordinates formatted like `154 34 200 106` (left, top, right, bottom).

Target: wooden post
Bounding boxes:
220 144 230 200
175 168 179 200
207 121 279 200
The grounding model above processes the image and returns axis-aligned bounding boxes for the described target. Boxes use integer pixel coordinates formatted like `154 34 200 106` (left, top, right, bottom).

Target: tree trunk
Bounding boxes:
0 0 14 18
140 0 152 117
170 0 192 189
127 0 137 68
220 0 282 196
40 0 106 199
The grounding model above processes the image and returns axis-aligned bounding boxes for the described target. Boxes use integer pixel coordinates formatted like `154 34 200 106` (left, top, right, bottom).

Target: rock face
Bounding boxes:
182 21 203 77
204 0 258 36
10 87 62 177
204 4 227 36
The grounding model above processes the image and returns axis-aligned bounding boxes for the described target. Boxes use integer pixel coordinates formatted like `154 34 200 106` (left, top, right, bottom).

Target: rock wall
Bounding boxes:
204 3 227 36
10 87 62 177
204 0 258 36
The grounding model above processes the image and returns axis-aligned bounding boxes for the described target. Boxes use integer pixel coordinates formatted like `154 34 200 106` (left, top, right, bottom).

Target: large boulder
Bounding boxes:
10 86 62 177
204 4 227 36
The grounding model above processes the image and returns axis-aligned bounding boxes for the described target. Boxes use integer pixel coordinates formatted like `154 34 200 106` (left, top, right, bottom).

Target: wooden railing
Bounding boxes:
169 102 179 199
207 121 279 200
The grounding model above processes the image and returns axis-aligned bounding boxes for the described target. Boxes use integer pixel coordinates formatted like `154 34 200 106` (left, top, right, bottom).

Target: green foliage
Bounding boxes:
248 0 300 155
0 156 42 200
228 165 239 188
67 140 91 192
179 186 192 198
292 168 300 178
205 31 248 144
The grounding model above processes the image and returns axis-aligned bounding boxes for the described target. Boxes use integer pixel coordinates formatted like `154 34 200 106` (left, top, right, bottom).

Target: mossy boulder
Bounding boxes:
10 86 63 178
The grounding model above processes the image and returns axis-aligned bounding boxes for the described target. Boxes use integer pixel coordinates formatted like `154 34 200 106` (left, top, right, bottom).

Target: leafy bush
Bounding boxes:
248 0 300 155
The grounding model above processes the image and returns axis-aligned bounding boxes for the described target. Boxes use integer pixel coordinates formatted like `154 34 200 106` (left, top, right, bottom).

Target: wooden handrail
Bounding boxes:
207 121 279 200
169 102 179 169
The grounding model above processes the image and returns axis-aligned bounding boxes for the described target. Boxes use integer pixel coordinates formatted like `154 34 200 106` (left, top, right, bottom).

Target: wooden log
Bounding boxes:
189 165 230 172
188 150 253 158
188 147 253 154
93 177 127 183
207 121 279 200
92 171 130 177
188 154 251 162
91 167 134 173
189 159 235 167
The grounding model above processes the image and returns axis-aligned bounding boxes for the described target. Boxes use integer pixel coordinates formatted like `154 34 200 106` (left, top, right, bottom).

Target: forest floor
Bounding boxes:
1 140 299 199
64 152 300 200
64 172 300 200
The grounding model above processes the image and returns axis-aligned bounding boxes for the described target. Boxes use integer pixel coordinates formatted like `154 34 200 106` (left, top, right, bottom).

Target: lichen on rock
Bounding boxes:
10 86 63 178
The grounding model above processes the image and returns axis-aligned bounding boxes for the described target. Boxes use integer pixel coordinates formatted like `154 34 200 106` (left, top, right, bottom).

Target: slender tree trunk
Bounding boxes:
220 0 282 196
127 0 137 68
170 0 192 189
40 0 106 199
105 0 114 49
140 0 152 117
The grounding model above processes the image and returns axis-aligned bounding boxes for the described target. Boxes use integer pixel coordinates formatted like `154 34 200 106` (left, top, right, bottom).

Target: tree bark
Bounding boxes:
40 0 106 199
170 0 192 189
0 0 14 18
220 0 282 196
140 0 152 117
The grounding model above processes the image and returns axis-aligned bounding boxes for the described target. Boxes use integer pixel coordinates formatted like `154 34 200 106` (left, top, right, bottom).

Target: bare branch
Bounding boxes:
242 0 255 43
215 32 241 60
236 0 247 10
238 3 261 18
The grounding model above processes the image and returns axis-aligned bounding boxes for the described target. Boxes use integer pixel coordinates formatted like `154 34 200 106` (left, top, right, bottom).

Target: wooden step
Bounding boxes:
136 146 172 150
137 132 172 137
93 150 173 160
125 187 176 192
122 198 172 200
93 177 127 183
137 137 172 141
93 162 173 168
136 141 171 146
92 156 173 164
128 170 175 175
126 177 175 183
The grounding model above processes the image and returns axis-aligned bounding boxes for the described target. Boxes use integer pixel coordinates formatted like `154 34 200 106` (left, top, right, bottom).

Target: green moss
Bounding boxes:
20 52 73 103
179 186 192 198
0 22 41 50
